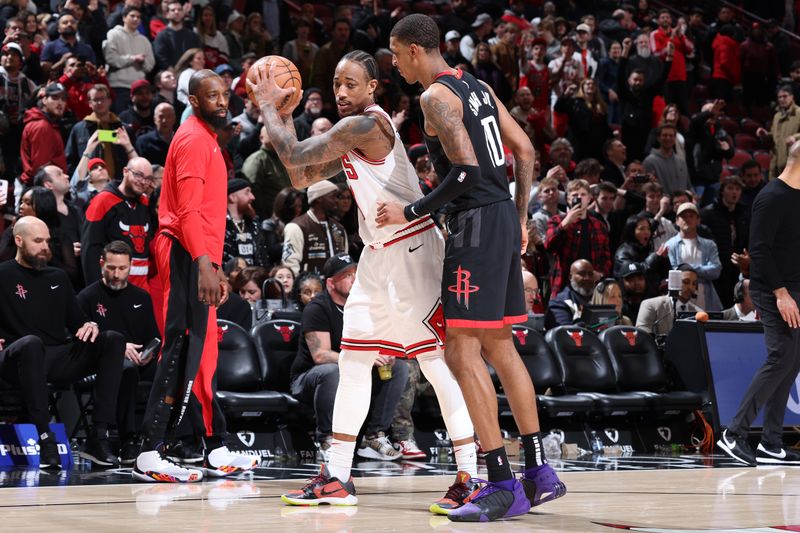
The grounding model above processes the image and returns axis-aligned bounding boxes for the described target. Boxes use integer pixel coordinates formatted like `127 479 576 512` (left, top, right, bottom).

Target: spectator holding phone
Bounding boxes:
77 240 159 466
545 179 612 299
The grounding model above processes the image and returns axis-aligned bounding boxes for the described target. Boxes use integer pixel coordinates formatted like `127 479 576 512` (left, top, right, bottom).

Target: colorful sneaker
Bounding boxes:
132 450 203 483
395 439 427 460
447 478 530 522
203 446 258 477
356 432 402 461
281 464 358 506
521 464 567 506
429 471 479 515
716 427 756 466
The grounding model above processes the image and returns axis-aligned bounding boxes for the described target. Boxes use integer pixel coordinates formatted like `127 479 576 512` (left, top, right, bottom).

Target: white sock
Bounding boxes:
328 349 377 481
454 442 478 478
327 438 357 481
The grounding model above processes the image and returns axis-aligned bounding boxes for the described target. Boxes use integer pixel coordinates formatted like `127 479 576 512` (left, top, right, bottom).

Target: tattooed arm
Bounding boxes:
261 103 378 188
273 113 343 188
305 331 340 365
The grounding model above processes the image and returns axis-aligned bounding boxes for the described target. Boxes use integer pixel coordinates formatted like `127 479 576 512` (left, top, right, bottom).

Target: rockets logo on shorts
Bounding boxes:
448 265 479 310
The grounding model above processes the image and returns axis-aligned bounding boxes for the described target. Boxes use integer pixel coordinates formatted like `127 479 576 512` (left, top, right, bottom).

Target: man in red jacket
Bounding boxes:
712 25 741 102
650 9 694 114
19 83 68 199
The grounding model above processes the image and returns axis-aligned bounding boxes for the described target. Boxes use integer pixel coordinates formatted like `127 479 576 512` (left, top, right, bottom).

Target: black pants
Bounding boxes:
117 358 157 438
0 332 125 435
728 288 800 447
140 234 226 452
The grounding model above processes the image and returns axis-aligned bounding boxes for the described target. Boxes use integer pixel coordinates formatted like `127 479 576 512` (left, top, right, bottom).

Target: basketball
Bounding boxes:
246 55 302 114
695 311 709 322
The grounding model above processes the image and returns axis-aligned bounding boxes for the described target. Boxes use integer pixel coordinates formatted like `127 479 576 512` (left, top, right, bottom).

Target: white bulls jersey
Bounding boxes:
340 104 427 247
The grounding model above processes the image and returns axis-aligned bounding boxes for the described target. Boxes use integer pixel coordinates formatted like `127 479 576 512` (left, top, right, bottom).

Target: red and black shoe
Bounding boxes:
281 465 358 506
429 471 479 515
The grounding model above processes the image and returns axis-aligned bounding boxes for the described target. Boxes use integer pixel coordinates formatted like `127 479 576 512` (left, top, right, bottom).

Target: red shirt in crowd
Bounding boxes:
650 28 693 83
158 114 227 265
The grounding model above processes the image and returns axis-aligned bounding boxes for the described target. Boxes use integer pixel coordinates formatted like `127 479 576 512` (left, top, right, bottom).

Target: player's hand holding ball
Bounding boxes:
246 56 303 116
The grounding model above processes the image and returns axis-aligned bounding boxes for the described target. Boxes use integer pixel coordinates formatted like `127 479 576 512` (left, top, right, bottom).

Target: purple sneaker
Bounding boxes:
521 464 567 506
447 478 530 522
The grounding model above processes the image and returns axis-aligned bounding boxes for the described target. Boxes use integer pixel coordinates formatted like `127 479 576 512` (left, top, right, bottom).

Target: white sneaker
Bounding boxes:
356 432 402 461
132 450 204 483
395 439 427 460
204 446 258 477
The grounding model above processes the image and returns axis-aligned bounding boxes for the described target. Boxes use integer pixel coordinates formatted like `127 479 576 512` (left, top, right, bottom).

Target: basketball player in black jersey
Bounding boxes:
379 14 566 522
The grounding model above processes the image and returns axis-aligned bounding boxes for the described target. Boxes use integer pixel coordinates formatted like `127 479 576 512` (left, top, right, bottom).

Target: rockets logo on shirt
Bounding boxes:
15 284 27 300
96 303 107 318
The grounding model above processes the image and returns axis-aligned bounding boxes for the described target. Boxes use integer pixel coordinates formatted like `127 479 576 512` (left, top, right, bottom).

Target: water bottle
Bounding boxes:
590 431 604 454
542 433 562 460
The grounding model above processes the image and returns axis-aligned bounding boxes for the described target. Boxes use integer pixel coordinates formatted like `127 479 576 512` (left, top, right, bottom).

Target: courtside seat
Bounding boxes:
599 326 701 414
506 325 593 417
546 326 649 416
251 319 301 395
215 321 288 416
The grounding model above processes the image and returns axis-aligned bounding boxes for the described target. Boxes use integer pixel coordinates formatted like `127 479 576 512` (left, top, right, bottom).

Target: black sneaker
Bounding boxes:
755 443 800 465
79 437 120 468
716 427 756 466
165 439 204 464
38 432 62 470
120 437 141 466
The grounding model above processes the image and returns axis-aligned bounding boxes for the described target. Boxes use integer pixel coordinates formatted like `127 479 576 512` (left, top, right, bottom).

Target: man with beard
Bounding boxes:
544 259 597 329
222 177 268 267
626 33 664 93
133 70 257 483
293 88 323 141
0 216 125 468
120 79 156 140
152 0 200 71
40 11 96 79
282 180 348 276
82 157 154 290
77 240 159 465
636 264 701 335
618 36 672 161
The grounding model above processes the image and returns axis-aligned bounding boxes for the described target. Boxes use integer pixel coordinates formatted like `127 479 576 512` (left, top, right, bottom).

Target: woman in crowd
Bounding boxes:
293 272 323 310
195 5 229 67
269 264 295 299
175 47 205 105
471 42 512 105
242 12 273 58
591 278 634 326
613 214 670 297
234 266 270 304
553 78 613 161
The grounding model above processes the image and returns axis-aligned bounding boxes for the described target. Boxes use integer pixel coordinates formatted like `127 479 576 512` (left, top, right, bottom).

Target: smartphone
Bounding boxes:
0 180 8 207
139 337 161 364
97 129 117 143
633 174 649 184
571 197 582 208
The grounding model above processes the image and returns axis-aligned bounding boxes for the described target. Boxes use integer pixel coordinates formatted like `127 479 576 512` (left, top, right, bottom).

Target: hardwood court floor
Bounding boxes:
2 457 799 532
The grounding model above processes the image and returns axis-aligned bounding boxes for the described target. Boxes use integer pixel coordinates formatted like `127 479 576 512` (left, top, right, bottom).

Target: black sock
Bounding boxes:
485 447 514 482
203 435 224 451
521 432 546 469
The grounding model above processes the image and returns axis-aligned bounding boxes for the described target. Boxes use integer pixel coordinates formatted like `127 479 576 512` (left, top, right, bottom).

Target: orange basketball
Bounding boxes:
246 55 302 114
695 311 709 323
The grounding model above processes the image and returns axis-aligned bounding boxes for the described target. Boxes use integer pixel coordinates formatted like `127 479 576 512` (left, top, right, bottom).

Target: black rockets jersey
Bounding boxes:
77 281 159 346
424 68 512 213
0 260 88 345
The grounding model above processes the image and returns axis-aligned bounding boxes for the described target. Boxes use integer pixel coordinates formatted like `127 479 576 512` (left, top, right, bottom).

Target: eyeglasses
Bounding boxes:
126 168 154 182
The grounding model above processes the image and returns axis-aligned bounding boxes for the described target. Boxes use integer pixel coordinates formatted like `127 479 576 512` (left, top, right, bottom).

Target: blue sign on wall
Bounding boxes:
706 331 800 428
0 424 73 469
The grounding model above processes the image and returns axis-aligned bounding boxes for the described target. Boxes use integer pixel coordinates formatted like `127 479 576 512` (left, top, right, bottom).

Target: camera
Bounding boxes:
633 174 649 184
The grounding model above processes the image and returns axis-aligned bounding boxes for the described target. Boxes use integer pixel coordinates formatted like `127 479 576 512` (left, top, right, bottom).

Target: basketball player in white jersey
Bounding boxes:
248 51 478 513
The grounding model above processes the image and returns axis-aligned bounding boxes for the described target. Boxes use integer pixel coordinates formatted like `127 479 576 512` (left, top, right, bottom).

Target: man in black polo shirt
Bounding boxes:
0 217 124 469
77 240 159 465
289 253 408 460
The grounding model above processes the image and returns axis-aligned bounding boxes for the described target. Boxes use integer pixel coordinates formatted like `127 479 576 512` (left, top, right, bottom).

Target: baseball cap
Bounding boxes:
0 42 23 57
44 83 66 97
323 252 357 279
306 180 339 204
444 30 461 41
130 79 154 95
227 177 250 195
576 23 591 33
621 262 646 278
472 13 492 27
214 63 234 76
87 158 106 170
676 202 700 217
